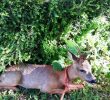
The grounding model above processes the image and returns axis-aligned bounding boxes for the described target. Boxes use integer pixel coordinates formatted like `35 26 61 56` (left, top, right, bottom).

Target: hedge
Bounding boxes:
0 0 110 73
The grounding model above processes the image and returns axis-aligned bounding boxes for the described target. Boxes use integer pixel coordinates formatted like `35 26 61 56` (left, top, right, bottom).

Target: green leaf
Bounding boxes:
65 39 80 55
52 61 63 71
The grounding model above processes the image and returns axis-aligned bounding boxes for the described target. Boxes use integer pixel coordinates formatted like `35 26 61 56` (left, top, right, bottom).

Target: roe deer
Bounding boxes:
0 52 96 100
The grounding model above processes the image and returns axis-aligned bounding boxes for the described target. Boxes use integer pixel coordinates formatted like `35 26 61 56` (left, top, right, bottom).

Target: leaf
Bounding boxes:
65 39 80 55
106 72 110 78
52 60 63 71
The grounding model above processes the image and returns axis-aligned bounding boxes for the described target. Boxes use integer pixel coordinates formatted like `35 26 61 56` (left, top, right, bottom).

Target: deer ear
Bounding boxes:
69 51 78 61
79 54 87 60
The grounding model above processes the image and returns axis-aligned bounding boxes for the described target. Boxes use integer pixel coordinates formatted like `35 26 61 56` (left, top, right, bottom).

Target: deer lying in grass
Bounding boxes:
0 53 96 100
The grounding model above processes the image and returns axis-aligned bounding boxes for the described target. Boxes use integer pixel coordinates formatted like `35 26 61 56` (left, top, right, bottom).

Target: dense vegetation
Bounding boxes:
0 0 110 99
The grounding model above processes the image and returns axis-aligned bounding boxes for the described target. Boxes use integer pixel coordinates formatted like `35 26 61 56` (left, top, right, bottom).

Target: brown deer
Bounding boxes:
0 52 96 100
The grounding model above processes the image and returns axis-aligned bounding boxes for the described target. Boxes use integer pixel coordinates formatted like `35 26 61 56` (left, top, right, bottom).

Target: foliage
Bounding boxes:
0 0 110 99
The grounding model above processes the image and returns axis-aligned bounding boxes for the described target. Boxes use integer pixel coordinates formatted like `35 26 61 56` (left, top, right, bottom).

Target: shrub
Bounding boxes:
0 0 110 81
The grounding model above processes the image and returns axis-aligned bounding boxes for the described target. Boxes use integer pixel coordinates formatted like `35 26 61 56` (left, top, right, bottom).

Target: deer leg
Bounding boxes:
60 91 66 100
41 88 66 100
48 89 64 94
67 83 84 91
60 87 69 100
49 88 68 100
60 84 84 100
0 86 18 90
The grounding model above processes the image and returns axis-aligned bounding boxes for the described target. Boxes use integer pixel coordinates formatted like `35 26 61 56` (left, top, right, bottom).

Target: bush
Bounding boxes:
0 0 110 99
0 0 110 83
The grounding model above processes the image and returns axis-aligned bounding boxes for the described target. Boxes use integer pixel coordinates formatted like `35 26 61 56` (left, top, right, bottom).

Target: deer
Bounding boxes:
0 52 96 100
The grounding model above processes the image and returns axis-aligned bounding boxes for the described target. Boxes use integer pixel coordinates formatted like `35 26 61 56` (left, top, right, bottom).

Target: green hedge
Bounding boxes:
0 0 110 73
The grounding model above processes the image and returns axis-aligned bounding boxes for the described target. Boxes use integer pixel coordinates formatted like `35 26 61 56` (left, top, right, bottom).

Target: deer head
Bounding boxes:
70 52 96 84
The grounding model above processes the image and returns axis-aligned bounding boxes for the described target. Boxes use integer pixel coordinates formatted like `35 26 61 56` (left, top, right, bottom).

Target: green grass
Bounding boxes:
0 86 110 100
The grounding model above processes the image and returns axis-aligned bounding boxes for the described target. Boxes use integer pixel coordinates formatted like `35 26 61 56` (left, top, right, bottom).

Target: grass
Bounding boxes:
0 85 110 100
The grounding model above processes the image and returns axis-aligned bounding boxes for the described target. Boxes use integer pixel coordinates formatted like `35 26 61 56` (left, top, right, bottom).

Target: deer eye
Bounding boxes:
79 69 86 73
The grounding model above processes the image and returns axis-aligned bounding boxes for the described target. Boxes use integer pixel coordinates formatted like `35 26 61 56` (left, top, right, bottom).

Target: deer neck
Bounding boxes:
67 63 78 81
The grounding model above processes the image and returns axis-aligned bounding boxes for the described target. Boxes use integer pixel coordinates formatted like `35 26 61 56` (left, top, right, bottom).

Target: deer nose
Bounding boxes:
90 80 97 83
87 80 97 84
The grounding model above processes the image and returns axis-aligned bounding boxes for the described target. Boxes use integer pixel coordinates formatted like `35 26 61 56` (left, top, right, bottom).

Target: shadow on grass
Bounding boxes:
0 86 110 100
